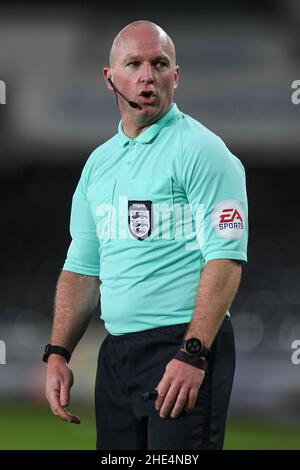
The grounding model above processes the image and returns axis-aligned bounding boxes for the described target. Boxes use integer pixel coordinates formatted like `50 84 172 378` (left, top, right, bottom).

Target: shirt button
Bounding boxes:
127 161 132 165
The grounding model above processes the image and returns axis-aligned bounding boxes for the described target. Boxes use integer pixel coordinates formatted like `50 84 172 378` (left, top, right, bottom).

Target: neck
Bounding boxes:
122 121 153 139
121 103 173 139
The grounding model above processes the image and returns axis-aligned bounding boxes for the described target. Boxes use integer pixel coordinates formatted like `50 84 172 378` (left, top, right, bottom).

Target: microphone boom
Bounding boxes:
108 78 142 110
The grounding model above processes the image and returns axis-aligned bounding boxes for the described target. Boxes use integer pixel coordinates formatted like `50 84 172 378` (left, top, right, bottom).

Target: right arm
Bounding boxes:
46 151 101 423
45 270 100 424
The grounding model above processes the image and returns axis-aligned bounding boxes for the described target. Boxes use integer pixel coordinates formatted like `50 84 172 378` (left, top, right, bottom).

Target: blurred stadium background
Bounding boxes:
1 0 300 449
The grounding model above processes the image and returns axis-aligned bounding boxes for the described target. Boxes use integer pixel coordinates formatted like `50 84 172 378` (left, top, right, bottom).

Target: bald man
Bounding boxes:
44 21 248 450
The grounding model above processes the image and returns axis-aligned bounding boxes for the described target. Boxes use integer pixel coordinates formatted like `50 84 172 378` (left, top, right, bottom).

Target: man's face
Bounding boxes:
105 27 179 125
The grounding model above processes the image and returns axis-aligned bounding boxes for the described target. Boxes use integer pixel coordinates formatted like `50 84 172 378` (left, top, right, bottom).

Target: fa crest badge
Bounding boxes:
128 200 152 240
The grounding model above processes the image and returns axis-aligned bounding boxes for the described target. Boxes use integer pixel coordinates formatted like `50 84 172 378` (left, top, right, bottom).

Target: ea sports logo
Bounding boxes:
212 200 245 240
219 208 243 224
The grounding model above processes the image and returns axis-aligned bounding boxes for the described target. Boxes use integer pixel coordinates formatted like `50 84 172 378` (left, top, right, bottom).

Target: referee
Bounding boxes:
44 20 248 450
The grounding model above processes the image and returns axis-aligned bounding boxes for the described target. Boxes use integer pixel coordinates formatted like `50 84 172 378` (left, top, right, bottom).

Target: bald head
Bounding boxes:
109 20 176 68
104 20 179 131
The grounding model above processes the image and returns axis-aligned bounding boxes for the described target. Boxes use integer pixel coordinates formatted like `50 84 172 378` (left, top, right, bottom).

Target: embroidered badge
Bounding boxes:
128 200 152 240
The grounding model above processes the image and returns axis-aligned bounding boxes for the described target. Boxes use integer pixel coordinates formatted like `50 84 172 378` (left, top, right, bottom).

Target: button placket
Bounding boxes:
126 141 136 166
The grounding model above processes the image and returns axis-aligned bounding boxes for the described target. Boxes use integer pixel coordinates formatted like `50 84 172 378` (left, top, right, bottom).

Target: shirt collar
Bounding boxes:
118 103 180 146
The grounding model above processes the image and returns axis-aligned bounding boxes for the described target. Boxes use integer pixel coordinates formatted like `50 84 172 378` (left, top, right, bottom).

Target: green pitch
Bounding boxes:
0 403 299 450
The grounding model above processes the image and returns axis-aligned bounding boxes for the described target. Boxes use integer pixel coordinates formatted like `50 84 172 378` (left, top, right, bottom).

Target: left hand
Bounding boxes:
154 357 205 419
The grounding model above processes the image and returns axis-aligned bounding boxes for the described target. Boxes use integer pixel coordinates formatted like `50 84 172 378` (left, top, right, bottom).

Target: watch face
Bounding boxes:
185 338 203 356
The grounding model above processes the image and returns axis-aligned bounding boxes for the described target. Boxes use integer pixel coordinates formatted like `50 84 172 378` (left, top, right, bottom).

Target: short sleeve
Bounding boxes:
181 136 248 264
62 159 100 276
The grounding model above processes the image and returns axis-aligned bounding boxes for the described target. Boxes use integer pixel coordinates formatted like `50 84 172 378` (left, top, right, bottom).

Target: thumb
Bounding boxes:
60 382 70 407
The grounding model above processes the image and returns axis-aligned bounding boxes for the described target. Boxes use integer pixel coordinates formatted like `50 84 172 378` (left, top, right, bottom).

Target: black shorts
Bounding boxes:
95 316 235 450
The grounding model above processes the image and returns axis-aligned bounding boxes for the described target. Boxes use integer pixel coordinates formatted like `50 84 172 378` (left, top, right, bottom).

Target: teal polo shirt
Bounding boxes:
63 103 248 335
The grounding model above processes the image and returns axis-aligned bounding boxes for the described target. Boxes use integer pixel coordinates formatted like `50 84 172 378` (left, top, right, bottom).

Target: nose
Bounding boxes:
139 62 154 84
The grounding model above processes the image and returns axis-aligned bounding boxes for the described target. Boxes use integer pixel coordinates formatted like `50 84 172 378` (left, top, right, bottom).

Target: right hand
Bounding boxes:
45 354 81 424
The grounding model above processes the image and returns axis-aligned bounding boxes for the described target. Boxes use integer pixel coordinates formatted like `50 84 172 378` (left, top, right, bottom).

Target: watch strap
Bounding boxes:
42 344 71 363
174 350 208 372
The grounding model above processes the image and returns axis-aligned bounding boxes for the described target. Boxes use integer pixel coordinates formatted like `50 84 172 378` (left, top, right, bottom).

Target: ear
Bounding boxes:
173 65 180 90
103 67 113 91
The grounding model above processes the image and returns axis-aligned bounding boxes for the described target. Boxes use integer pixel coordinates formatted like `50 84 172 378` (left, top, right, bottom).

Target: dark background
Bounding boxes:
0 0 300 449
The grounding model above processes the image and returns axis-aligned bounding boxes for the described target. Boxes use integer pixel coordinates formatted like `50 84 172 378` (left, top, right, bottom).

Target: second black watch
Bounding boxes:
42 344 71 363
182 337 210 358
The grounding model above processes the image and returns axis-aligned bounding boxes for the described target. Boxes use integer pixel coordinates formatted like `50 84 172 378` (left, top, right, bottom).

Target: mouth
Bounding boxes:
139 90 157 104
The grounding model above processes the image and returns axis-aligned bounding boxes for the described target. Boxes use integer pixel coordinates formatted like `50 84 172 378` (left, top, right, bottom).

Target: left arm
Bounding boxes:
155 259 242 419
155 135 248 419
183 259 241 347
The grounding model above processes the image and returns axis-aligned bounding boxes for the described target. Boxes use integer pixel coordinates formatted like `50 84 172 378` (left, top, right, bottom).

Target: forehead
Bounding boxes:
114 29 172 63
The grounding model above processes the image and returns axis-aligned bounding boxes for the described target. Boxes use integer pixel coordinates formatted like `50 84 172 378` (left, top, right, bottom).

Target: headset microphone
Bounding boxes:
108 77 142 110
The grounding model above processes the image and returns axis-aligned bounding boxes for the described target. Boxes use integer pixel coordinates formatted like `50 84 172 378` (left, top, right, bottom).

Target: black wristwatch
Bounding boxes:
181 337 211 358
42 344 71 363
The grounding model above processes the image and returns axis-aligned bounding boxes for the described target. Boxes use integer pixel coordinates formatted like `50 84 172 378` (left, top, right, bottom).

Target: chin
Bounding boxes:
140 103 161 114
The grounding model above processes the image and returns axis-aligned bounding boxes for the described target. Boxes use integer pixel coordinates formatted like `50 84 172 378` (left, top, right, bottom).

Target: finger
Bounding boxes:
48 389 80 424
48 389 69 420
170 387 189 419
60 382 71 407
52 402 81 424
184 388 199 413
155 382 171 412
158 383 180 419
68 413 81 425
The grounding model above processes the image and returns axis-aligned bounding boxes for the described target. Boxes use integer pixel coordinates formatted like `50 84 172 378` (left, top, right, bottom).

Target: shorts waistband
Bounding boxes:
107 322 189 341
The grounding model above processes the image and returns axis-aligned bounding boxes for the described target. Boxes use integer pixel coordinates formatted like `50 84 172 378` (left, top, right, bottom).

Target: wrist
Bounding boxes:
47 354 68 364
174 350 208 372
